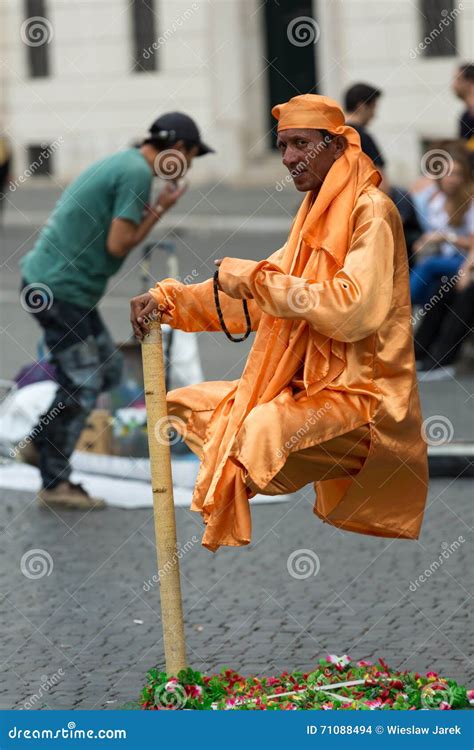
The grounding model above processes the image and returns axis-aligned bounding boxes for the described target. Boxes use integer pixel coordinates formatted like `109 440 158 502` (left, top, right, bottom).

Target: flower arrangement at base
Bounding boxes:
138 656 472 711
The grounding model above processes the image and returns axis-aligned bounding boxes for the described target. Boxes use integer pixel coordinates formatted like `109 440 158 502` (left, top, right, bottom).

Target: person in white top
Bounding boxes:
410 144 473 305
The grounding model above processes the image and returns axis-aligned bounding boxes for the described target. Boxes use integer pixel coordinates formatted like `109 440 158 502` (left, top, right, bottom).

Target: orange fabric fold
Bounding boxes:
149 94 429 552
272 94 345 133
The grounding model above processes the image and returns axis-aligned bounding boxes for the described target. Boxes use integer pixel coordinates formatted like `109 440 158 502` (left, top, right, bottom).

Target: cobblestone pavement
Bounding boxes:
0 473 471 710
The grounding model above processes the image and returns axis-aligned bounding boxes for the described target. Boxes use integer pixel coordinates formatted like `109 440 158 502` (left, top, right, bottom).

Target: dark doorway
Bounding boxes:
27 144 54 177
263 0 318 147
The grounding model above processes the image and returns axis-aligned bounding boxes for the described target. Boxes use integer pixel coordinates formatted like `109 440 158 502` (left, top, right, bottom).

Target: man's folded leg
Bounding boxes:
246 424 371 495
166 380 238 458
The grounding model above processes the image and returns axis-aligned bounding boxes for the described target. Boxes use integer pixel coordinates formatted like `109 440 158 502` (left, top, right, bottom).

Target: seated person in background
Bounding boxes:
411 64 474 197
344 82 421 265
452 62 474 150
410 143 473 306
415 250 474 380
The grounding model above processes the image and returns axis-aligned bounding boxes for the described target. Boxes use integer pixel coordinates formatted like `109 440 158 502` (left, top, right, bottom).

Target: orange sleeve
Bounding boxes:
147 247 286 333
218 217 395 343
148 277 262 333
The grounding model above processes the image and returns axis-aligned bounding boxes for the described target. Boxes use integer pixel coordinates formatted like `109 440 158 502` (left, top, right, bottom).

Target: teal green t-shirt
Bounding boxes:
21 148 153 308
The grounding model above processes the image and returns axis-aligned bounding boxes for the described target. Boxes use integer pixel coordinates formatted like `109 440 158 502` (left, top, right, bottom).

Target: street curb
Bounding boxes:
4 212 292 234
428 443 474 477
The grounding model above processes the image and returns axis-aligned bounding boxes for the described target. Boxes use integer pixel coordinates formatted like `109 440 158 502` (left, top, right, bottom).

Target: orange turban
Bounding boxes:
272 94 346 134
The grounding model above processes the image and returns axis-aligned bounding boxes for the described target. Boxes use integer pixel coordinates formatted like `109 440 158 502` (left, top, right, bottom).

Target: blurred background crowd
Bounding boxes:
342 66 473 382
0 0 473 391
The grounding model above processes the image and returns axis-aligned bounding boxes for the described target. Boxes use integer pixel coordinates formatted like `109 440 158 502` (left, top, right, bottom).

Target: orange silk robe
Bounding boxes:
150 186 429 551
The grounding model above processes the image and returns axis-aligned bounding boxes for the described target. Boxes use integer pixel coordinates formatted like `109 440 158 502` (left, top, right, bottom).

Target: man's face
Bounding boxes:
277 128 346 193
361 100 377 125
465 81 474 115
153 141 200 180
452 69 467 100
440 160 465 196
174 141 200 169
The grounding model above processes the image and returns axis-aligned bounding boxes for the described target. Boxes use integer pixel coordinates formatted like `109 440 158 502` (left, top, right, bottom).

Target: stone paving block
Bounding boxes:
0 472 472 708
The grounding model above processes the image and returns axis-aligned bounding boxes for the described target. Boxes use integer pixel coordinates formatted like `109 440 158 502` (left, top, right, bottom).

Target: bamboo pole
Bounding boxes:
141 321 187 674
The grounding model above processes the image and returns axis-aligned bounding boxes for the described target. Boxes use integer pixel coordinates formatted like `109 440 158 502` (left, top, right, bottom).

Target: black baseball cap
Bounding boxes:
148 112 214 156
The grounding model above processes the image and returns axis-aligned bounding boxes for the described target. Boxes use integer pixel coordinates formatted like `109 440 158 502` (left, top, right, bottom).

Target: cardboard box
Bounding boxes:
77 409 112 455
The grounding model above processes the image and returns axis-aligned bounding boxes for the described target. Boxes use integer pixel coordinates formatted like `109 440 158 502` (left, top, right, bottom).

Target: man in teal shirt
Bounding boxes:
20 112 213 509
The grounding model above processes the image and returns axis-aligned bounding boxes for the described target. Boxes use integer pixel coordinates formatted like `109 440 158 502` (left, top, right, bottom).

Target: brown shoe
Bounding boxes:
17 441 40 468
38 481 106 510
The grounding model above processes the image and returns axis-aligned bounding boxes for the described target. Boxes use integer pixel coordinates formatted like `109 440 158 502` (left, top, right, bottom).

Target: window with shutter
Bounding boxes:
23 0 51 78
131 0 158 72
27 144 54 176
419 0 458 57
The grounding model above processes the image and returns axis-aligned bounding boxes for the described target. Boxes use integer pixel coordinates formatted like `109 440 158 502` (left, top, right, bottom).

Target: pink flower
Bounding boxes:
467 689 474 704
165 679 179 692
364 698 383 709
439 701 452 710
426 671 438 680
321 702 334 710
326 654 351 667
357 659 373 667
225 697 237 709
186 684 203 699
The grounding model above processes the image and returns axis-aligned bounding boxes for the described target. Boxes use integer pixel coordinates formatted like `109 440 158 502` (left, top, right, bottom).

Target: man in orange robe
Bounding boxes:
131 95 429 553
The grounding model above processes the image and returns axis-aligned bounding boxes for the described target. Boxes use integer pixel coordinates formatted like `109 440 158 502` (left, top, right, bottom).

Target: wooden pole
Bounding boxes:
141 321 187 675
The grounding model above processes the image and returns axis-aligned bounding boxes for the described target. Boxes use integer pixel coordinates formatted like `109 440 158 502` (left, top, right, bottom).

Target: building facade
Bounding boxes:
0 0 471 186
